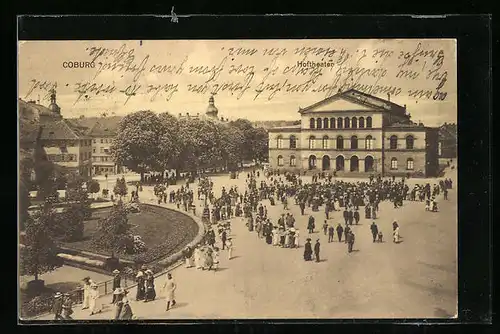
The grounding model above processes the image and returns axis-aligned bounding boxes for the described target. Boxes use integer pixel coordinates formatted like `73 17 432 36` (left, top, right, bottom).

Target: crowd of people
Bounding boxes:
49 165 453 320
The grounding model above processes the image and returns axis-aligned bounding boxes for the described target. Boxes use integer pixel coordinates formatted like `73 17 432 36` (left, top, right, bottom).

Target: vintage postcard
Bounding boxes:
18 39 457 320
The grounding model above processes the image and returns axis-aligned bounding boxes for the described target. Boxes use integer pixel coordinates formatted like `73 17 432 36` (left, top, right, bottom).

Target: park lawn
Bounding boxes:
61 204 199 262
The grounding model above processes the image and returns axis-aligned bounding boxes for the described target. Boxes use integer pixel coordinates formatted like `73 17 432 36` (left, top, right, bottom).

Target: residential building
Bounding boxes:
268 89 440 177
18 89 93 178
87 122 120 175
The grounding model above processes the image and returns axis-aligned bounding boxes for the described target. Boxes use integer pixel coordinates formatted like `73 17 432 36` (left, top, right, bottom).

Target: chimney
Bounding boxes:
187 112 190 118
387 93 391 101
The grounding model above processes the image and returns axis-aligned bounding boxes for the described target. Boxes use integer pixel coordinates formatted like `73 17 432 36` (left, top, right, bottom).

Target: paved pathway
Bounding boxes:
35 169 457 319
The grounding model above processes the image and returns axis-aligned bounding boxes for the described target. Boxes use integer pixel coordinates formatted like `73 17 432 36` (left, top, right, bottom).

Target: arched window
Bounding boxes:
351 136 358 149
344 117 350 128
323 118 329 129
310 118 315 129
277 155 284 166
316 118 322 129
366 116 373 128
290 155 297 167
330 117 336 129
406 158 414 170
406 135 414 149
390 135 398 150
337 118 343 128
322 136 329 149
309 136 316 149
391 157 398 170
289 135 297 149
359 117 365 128
277 135 283 149
352 117 358 128
336 136 344 149
365 135 373 150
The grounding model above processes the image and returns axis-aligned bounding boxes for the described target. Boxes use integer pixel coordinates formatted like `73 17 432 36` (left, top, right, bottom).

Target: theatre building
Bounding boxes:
268 89 439 177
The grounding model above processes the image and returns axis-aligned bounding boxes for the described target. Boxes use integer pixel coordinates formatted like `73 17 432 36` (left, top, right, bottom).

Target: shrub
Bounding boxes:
23 295 53 317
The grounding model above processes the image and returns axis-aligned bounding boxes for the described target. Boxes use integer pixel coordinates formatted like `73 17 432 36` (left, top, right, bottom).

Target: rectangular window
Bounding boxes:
93 139 96 144
407 159 414 170
391 159 398 170
290 157 296 167
101 139 104 143
93 148 96 153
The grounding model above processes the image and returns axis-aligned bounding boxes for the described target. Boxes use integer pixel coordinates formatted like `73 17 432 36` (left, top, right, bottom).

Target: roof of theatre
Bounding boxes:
298 89 406 114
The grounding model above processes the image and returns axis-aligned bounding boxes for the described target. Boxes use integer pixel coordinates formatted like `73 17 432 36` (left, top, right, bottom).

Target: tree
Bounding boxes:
157 112 181 173
19 204 62 284
65 173 92 220
111 111 165 181
250 127 269 163
113 177 128 199
57 205 85 242
19 178 32 231
87 180 100 199
219 123 245 171
92 201 131 256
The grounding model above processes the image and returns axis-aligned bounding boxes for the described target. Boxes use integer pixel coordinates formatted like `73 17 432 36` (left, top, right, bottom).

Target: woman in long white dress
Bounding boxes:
294 229 300 248
393 226 401 243
194 246 202 269
272 227 279 246
89 283 102 315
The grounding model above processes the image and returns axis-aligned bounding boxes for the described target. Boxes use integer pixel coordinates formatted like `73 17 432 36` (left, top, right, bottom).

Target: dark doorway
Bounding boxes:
365 156 374 172
322 156 331 170
335 156 345 171
350 156 359 172
308 155 317 170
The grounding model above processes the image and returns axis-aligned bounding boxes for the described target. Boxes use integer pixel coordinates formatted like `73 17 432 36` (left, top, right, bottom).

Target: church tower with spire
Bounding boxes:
48 88 61 115
205 94 219 119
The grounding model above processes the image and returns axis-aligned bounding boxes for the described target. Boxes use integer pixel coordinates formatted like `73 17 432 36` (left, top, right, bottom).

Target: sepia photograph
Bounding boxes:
18 38 458 321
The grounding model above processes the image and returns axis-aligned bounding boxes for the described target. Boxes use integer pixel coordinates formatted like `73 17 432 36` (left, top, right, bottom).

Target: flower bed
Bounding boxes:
61 204 199 264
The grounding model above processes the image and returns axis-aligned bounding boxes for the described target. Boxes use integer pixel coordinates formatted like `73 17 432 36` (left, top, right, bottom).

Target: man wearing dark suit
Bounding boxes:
314 239 321 262
370 222 379 243
353 209 360 225
343 209 349 225
347 210 354 225
111 270 121 304
328 225 335 243
336 223 344 242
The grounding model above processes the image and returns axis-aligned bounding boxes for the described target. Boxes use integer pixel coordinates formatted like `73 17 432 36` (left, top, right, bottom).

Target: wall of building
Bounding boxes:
425 128 440 177
43 139 92 177
92 136 117 175
301 112 384 130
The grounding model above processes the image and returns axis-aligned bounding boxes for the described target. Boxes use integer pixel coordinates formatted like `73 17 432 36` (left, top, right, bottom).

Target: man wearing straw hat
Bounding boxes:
162 273 177 311
113 288 124 320
52 292 64 320
111 269 121 304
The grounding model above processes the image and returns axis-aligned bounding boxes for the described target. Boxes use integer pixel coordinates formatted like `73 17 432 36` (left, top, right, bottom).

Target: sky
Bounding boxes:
18 39 457 126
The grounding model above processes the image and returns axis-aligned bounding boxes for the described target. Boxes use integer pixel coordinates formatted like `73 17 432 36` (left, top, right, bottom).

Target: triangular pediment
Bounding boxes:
304 96 375 113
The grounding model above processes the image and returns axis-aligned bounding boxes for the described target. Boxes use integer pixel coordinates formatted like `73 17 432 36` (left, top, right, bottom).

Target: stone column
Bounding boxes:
345 158 351 172
359 159 365 173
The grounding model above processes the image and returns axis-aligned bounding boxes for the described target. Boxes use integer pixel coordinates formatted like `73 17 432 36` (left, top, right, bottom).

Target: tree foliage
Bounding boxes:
19 204 62 281
111 111 269 175
111 111 165 179
91 201 131 255
87 179 100 195
113 177 128 198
